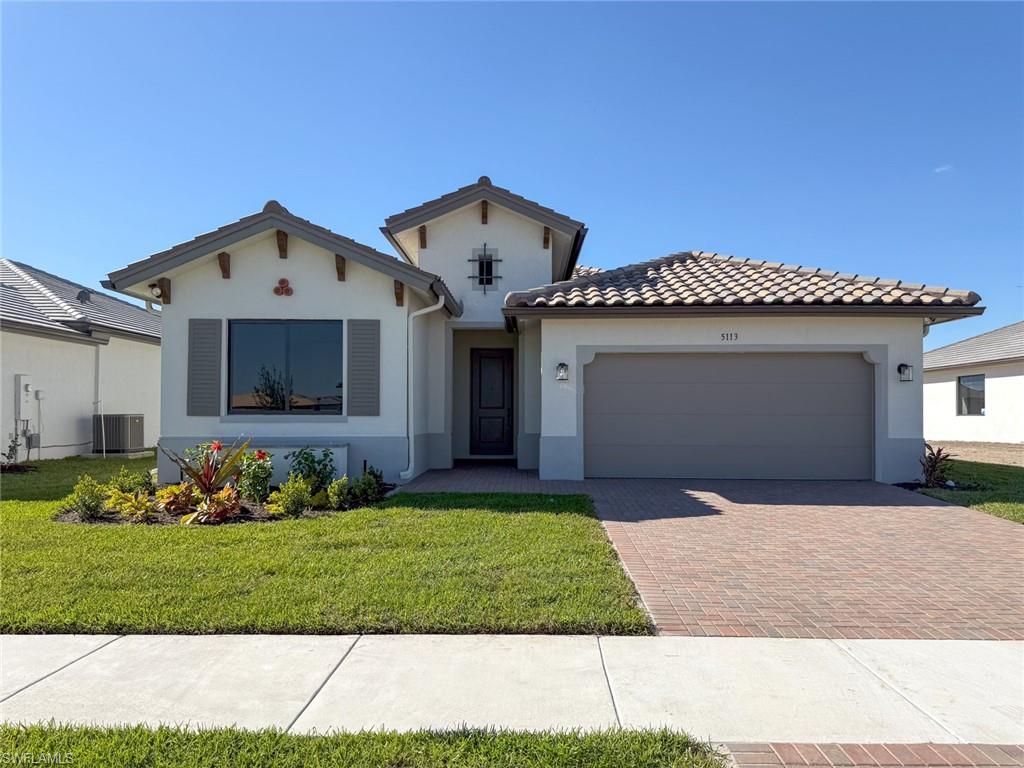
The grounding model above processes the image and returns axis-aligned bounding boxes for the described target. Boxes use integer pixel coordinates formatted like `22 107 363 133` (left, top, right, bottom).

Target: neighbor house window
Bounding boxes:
956 374 985 416
229 320 344 413
470 246 500 292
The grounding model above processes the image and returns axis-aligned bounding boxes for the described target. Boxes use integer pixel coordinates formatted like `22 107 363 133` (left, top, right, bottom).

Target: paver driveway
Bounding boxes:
401 467 1024 640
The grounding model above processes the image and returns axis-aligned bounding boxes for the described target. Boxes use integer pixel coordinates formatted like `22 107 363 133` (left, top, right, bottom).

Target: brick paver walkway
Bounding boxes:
725 744 1024 768
401 466 1024 640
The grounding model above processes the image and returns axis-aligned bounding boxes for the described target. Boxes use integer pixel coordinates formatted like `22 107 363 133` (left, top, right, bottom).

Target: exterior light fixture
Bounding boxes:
555 362 569 382
148 283 162 299
897 363 914 382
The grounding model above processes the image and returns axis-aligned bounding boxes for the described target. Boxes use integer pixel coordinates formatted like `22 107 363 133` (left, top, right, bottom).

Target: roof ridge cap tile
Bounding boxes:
2 259 85 322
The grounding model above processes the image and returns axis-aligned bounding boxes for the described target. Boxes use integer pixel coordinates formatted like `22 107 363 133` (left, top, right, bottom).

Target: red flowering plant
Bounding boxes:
237 448 274 503
159 437 251 502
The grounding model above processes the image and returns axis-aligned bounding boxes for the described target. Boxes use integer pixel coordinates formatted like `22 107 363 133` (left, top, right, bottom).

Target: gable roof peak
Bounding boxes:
262 199 289 215
477 175 492 186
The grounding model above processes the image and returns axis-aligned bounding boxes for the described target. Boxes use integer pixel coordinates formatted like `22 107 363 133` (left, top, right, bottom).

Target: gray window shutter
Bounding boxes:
347 319 380 416
187 319 222 416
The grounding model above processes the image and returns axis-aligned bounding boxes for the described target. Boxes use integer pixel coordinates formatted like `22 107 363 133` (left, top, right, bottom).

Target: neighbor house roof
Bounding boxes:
504 251 983 324
571 264 603 278
924 320 1024 371
381 176 588 280
1 259 161 342
106 201 462 317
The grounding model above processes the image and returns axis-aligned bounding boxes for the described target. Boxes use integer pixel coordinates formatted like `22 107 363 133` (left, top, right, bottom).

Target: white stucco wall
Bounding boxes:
537 315 927 483
923 360 1024 443
1 329 160 460
396 203 554 323
151 231 413 481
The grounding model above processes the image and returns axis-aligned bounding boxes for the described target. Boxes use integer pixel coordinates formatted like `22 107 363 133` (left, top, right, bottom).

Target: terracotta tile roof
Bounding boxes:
571 264 603 278
924 320 1024 370
506 251 982 311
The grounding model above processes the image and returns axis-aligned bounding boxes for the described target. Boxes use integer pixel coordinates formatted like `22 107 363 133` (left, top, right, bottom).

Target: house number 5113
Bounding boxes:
721 332 739 341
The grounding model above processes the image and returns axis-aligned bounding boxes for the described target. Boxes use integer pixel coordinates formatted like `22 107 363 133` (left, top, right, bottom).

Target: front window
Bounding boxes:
470 246 500 293
229 320 344 413
956 374 985 416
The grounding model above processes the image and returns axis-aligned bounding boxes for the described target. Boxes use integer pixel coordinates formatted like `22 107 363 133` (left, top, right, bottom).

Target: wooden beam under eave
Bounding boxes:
481 199 488 224
394 280 404 307
276 230 288 259
418 225 427 249
543 226 551 249
335 254 346 281
217 252 230 279
156 277 171 305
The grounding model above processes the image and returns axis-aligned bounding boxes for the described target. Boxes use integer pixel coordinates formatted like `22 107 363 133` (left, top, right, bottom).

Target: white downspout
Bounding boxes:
400 292 447 481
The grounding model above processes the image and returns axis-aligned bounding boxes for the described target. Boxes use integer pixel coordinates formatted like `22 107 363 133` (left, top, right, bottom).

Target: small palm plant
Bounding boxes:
159 438 250 523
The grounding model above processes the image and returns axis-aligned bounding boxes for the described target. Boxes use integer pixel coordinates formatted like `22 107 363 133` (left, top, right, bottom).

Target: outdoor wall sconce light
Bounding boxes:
897 363 914 382
148 283 162 299
555 362 570 381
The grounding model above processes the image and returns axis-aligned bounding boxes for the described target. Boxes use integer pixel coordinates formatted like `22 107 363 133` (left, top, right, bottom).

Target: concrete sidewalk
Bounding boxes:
1 635 1020 744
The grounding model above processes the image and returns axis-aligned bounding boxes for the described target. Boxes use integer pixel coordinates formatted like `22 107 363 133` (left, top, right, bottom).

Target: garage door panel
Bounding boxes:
583 353 873 480
584 443 872 480
584 379 870 416
585 411 873 447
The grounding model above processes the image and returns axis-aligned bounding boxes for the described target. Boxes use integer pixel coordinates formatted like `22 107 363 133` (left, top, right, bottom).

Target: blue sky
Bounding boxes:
3 2 1021 349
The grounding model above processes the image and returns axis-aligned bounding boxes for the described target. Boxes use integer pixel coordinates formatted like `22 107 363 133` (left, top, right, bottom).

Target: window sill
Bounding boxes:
220 414 349 423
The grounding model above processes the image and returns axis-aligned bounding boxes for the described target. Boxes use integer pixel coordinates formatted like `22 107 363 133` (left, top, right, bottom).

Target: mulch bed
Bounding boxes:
53 503 346 526
0 463 38 474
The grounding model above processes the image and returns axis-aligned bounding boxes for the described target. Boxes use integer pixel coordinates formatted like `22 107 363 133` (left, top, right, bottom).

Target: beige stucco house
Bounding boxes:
105 177 983 484
1 259 161 460
923 321 1023 444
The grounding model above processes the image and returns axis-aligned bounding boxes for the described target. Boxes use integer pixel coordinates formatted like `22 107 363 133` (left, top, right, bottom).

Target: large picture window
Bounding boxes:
229 320 344 414
956 374 985 416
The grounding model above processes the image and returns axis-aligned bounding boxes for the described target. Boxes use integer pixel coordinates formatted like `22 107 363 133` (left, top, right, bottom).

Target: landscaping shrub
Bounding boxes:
352 465 386 504
181 486 241 526
108 466 155 496
105 488 156 523
237 449 273 502
59 475 107 521
921 443 956 487
310 489 330 510
267 474 312 517
160 439 249 499
155 482 201 515
285 447 335 492
327 476 352 510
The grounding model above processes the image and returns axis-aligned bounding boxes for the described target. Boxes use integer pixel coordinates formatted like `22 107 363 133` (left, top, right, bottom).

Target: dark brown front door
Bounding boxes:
470 348 514 455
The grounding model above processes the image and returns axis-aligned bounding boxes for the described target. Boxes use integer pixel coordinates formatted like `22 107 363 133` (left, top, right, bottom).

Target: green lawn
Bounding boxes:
0 455 649 635
918 459 1024 524
0 725 723 768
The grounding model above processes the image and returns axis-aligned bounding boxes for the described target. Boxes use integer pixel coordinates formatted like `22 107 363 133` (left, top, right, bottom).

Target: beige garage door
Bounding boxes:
583 352 873 479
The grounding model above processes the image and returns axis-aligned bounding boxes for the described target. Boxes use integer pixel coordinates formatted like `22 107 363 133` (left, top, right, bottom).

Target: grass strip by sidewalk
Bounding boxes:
918 459 1024 524
1 456 650 635
0 724 726 768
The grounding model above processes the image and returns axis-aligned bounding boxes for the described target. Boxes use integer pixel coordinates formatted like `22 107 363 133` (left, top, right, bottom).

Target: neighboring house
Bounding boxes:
1 259 161 460
104 177 983 485
923 320 1024 444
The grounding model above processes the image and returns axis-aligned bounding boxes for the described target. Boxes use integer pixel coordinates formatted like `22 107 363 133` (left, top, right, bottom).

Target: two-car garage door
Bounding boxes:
583 353 874 480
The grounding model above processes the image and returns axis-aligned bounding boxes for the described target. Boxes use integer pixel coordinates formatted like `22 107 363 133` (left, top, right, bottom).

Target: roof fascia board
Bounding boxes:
503 305 986 321
385 187 581 236
0 320 107 345
924 355 1024 372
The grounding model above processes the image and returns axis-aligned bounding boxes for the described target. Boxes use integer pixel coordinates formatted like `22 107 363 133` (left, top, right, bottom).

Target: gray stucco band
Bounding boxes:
422 432 453 471
538 436 586 481
517 433 539 470
157 435 409 485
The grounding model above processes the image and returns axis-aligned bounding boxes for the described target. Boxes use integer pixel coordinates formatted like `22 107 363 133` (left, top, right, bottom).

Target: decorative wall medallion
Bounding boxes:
273 278 293 296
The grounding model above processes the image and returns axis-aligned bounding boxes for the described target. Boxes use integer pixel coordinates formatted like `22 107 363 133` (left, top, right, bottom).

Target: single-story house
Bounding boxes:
1 258 161 461
923 320 1023 444
104 177 983 485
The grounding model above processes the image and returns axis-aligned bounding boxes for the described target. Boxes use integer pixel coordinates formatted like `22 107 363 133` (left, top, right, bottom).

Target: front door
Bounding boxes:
470 348 514 455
